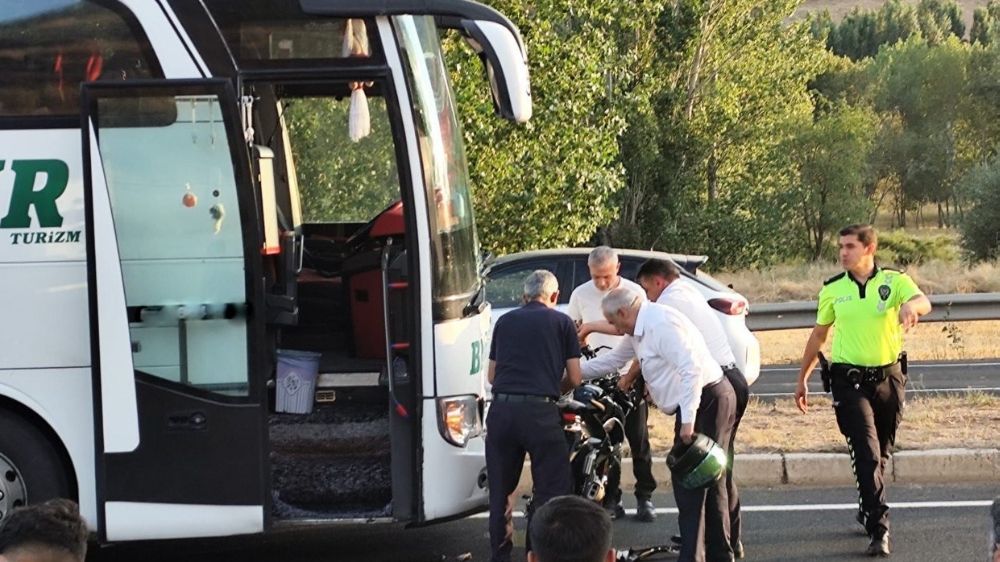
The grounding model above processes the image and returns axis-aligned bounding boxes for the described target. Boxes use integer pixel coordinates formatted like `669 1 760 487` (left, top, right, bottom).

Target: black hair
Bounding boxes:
636 258 680 282
529 496 612 562
839 224 877 247
0 499 88 560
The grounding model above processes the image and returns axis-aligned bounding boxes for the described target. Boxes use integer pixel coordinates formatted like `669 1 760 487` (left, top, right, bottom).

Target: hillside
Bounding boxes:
795 0 988 35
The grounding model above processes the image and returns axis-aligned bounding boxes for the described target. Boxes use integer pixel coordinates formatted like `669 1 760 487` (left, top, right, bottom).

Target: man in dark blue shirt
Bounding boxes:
487 269 582 562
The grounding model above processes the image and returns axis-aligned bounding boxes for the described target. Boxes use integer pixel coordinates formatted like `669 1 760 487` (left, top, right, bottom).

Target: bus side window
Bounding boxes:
0 1 161 118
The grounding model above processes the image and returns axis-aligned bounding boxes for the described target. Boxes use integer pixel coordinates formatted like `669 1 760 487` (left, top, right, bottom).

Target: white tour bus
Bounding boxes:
0 0 531 542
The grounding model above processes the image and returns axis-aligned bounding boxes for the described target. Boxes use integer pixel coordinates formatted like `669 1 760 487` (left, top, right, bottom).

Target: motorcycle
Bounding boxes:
558 345 637 504
564 346 681 561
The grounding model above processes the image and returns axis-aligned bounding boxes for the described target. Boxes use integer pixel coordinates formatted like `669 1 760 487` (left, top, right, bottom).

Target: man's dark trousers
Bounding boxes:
831 364 905 537
604 396 657 506
673 377 737 562
486 401 571 562
722 366 749 548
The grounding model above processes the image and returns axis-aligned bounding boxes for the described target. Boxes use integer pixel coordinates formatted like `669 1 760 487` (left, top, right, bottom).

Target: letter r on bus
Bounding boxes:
1 159 69 228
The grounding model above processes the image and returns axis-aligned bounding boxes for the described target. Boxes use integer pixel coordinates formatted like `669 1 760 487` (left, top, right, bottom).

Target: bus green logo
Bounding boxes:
1 159 68 228
470 340 482 375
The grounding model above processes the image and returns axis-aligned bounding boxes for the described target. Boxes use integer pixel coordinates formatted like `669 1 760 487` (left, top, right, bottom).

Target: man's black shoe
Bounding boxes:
669 534 743 558
866 531 890 557
635 499 656 522
605 501 626 520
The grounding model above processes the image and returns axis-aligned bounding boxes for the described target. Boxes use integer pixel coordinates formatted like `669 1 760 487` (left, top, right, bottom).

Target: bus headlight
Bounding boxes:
437 395 483 448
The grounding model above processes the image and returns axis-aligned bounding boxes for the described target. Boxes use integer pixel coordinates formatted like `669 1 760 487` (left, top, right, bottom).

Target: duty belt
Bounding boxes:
830 360 900 388
818 352 907 393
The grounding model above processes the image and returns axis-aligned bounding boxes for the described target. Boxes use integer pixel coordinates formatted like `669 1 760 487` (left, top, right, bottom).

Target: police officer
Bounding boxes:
636 258 752 559
795 224 931 557
585 289 737 562
487 270 583 562
569 246 657 522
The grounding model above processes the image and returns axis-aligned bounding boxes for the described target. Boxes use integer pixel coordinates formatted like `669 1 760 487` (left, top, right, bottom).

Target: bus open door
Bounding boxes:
80 79 269 541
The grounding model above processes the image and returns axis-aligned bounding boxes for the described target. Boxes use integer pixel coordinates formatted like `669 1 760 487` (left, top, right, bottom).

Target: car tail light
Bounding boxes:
437 395 483 447
708 297 747 315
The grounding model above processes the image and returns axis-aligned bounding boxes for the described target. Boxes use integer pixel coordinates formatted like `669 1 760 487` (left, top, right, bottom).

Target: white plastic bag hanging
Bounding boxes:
343 19 372 142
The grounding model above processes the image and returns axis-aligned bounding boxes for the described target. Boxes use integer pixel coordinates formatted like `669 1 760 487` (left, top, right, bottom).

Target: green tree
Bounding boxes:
632 0 827 268
828 8 880 60
815 0 964 60
789 103 878 260
970 1 1000 45
868 36 970 227
284 97 399 222
916 0 965 44
963 41 1000 163
957 156 1000 260
446 0 666 255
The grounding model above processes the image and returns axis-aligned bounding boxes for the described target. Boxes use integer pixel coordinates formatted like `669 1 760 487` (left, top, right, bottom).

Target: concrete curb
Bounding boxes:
514 448 1000 495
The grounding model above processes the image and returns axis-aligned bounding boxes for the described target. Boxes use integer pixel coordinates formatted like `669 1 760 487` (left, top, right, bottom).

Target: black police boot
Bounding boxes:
635 497 656 522
866 531 890 557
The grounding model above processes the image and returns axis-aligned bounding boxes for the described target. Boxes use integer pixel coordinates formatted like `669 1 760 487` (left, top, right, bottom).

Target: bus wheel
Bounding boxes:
0 409 73 527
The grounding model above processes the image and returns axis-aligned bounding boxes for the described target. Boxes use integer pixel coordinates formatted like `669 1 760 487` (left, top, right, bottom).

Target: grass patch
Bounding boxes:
643 392 1000 455
714 259 1000 303
754 319 999 364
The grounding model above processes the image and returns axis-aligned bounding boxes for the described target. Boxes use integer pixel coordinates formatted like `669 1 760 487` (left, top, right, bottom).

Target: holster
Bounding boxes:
817 351 831 393
899 351 908 375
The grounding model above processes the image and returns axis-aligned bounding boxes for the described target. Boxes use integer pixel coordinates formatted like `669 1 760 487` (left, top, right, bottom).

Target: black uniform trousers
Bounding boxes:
831 363 905 537
722 366 749 548
672 376 737 562
486 400 571 562
605 391 657 505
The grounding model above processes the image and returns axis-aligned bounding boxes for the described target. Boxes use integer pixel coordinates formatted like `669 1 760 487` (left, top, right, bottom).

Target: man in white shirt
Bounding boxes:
567 246 656 522
636 259 750 559
584 289 736 562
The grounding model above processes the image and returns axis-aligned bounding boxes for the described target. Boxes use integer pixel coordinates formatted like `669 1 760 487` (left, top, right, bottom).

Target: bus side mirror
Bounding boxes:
455 19 532 124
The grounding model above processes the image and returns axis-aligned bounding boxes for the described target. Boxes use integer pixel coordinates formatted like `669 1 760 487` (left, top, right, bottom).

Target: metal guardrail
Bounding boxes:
747 292 1000 331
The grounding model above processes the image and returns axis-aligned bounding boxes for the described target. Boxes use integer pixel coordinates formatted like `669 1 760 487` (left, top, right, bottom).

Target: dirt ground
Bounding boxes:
754 319 999 364
643 392 1000 455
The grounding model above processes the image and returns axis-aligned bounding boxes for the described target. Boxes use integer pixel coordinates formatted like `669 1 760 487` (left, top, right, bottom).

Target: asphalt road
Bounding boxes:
753 359 1000 400
88 483 999 562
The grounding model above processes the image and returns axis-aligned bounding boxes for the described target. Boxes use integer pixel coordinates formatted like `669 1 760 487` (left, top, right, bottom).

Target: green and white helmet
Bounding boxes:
667 433 728 489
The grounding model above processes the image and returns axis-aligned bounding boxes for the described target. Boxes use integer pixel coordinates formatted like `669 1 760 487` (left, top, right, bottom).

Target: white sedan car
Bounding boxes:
484 248 760 385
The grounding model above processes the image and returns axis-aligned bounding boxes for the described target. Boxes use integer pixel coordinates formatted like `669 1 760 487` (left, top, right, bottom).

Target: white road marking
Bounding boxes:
470 500 994 519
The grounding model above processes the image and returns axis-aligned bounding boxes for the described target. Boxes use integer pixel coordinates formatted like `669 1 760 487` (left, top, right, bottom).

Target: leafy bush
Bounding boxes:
875 230 960 265
957 157 1000 261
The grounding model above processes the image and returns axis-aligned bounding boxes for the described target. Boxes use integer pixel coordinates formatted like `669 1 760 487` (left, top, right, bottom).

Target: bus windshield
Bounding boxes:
394 15 480 320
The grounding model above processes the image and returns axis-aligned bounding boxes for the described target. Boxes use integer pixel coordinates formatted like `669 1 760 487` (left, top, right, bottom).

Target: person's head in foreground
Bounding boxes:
0 499 88 562
528 495 615 562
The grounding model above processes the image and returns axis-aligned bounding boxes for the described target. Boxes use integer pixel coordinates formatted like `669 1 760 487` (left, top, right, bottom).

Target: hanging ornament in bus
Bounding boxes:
210 203 226 234
182 183 197 208
343 18 373 142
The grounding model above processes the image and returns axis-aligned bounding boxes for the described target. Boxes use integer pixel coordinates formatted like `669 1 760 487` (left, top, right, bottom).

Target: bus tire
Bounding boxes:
0 408 74 525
